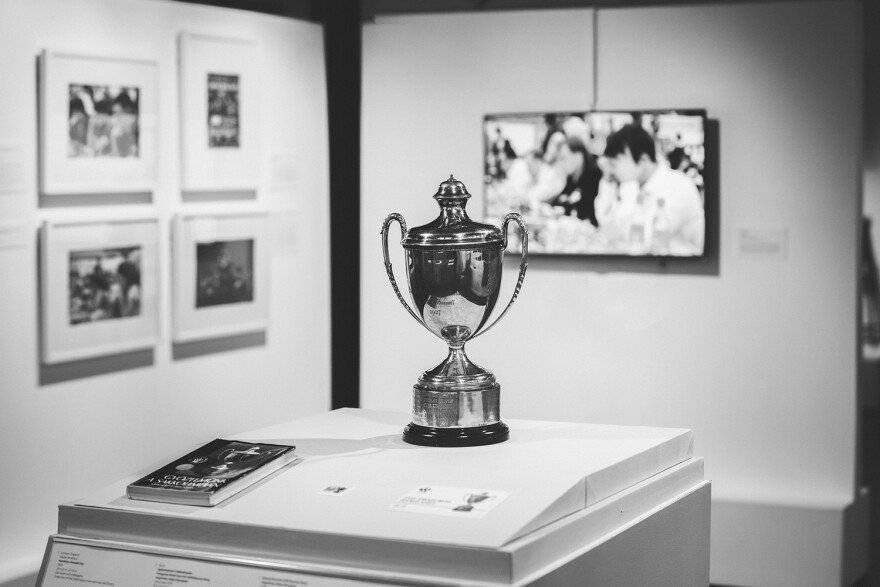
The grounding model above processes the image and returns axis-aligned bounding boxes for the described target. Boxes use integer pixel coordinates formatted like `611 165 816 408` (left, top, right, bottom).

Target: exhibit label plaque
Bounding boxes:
39 537 368 587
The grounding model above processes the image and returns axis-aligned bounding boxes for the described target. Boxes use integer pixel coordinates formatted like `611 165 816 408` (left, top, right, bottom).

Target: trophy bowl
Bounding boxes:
381 176 528 447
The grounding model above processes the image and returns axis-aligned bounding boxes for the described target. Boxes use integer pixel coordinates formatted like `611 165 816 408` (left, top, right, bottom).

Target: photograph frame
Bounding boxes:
39 49 158 195
483 109 708 258
179 33 260 193
172 211 269 343
40 216 160 364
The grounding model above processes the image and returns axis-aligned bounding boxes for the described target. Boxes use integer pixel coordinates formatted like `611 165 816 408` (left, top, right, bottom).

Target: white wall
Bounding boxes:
361 2 863 585
0 0 331 582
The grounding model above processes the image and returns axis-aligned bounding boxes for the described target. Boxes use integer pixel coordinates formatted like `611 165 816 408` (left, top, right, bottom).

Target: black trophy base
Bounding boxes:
402 421 510 447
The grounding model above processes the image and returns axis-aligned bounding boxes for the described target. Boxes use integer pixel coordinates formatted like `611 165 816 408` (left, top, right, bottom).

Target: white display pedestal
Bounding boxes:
37 408 710 586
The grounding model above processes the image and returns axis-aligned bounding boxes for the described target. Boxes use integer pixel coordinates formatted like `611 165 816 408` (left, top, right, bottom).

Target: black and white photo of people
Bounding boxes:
69 247 142 324
195 240 254 308
68 84 140 158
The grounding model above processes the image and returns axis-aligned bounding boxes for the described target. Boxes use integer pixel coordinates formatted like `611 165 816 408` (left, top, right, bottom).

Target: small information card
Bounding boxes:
388 485 510 518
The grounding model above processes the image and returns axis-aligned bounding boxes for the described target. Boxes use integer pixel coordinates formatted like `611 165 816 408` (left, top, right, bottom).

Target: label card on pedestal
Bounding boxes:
317 485 352 496
388 485 510 518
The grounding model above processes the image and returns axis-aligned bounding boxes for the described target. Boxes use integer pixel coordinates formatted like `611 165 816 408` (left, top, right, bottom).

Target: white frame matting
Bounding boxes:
179 33 260 193
41 216 160 364
39 50 158 195
172 211 269 343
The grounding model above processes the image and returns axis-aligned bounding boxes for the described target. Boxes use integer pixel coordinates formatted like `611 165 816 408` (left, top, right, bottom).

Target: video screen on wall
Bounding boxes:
483 109 707 257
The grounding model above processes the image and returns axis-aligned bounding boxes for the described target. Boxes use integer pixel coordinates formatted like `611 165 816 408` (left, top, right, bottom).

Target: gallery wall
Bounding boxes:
0 0 331 583
360 2 864 586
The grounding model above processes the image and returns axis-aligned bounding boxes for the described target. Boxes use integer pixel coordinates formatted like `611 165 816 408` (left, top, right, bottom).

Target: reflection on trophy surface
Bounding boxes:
381 176 528 447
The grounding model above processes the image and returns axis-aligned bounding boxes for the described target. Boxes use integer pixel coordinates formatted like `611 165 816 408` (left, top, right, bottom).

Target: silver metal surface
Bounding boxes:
402 175 505 249
381 176 528 434
411 385 501 428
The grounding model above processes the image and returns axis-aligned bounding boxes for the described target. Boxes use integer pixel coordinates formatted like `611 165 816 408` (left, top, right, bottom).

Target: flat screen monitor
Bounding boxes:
483 109 707 257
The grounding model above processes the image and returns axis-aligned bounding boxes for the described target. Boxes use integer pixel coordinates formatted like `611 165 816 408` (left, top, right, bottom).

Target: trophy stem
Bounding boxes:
434 342 483 379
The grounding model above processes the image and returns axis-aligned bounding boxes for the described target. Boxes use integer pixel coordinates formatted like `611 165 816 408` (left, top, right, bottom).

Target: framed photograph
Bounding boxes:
41 217 159 364
39 50 158 195
172 212 269 342
483 109 707 257
179 33 259 193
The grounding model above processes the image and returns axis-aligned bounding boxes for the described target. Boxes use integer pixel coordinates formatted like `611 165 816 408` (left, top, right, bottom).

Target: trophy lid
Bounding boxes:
402 175 504 250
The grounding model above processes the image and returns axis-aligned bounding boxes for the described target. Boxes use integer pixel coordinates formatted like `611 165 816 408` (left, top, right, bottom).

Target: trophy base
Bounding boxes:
402 421 510 447
405 352 508 447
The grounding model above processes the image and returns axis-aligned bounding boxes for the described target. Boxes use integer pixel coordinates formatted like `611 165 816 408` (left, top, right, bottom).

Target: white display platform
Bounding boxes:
37 408 710 586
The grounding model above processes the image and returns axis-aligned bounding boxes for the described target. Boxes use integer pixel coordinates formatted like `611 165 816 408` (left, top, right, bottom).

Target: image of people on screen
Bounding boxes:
483 110 706 256
596 123 704 256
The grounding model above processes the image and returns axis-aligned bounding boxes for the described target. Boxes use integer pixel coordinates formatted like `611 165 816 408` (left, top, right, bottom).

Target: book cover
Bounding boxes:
127 438 297 506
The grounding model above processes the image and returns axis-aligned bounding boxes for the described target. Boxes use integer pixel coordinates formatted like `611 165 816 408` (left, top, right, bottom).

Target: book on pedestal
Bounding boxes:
127 439 298 506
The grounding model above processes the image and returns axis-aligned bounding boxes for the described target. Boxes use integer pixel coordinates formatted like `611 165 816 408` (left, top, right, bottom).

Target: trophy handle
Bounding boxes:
472 212 528 340
381 213 434 334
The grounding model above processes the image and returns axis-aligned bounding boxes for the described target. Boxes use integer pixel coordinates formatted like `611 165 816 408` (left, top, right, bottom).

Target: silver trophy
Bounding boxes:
381 176 528 447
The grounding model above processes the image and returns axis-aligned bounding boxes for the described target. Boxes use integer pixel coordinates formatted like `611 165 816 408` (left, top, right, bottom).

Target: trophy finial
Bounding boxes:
434 175 470 201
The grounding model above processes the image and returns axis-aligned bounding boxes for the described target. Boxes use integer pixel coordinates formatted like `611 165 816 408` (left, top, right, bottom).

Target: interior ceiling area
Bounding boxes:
173 0 835 22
